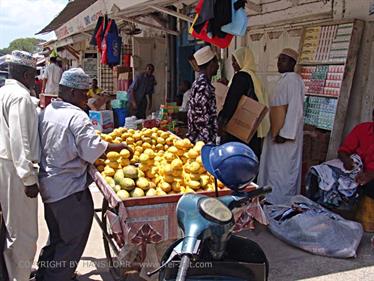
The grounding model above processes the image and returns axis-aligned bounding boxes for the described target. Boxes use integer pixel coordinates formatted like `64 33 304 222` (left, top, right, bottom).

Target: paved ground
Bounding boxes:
35 187 374 281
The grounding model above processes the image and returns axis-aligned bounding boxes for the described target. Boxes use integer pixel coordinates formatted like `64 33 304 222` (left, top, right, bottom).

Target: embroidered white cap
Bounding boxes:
59 68 90 90
193 46 216 66
279 48 299 62
8 50 36 68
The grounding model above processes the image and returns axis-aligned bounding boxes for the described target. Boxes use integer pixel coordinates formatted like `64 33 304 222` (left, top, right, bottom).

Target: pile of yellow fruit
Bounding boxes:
95 127 224 200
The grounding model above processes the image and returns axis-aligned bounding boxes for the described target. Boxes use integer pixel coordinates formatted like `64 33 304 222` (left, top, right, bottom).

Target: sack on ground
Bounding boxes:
264 195 363 258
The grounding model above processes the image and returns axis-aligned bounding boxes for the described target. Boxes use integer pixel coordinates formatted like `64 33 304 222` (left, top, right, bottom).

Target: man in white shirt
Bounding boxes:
0 51 40 281
42 56 62 96
258 48 306 204
35 68 131 281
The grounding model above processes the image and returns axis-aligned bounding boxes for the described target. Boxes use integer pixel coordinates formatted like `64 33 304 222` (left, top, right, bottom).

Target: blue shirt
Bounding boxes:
38 100 108 203
128 73 156 102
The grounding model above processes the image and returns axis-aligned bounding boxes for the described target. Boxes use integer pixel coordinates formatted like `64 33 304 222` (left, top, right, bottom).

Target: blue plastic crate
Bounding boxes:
113 108 128 127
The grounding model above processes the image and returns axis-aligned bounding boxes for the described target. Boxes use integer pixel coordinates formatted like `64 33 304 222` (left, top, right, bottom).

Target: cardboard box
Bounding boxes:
270 105 288 138
225 96 268 143
89 110 114 133
212 82 229 113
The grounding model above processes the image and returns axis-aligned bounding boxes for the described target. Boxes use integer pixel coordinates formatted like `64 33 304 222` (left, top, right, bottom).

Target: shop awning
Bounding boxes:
36 0 98 34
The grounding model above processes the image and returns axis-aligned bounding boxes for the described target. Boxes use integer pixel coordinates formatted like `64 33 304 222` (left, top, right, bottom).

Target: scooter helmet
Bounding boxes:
201 142 259 190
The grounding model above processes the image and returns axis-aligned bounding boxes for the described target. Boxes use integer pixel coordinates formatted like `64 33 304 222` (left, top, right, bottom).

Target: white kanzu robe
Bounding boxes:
0 79 40 281
258 72 305 204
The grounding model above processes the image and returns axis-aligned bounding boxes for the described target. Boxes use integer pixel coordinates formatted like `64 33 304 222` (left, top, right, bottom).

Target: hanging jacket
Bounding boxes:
221 0 248 36
190 0 234 48
193 0 232 38
106 19 121 66
101 19 113 65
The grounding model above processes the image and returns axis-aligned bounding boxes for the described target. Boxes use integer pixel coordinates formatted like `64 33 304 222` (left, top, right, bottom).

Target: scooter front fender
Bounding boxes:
159 235 269 281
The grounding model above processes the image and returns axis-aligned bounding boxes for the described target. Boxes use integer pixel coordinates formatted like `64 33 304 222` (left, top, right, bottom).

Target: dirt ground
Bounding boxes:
34 186 374 281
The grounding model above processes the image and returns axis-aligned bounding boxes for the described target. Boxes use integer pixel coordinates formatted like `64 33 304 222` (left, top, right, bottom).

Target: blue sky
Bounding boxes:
0 0 67 48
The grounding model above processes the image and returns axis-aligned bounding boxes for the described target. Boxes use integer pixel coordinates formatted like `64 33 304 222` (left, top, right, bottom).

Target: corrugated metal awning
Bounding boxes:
36 0 98 34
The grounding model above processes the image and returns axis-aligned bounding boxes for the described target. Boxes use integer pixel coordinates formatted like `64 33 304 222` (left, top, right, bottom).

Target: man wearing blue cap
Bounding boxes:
0 50 39 281
35 68 131 281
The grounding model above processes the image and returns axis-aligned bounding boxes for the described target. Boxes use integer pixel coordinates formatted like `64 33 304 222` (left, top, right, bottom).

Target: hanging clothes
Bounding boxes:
106 19 121 66
194 0 232 38
101 19 113 65
190 0 234 48
221 0 248 36
90 16 108 54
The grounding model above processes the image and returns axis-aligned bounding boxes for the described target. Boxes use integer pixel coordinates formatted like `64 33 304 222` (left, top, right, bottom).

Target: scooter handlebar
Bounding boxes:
220 185 272 210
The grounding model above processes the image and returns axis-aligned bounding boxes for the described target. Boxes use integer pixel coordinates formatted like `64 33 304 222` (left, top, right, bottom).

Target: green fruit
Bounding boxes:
130 187 145 198
105 176 116 188
119 178 135 191
123 165 138 179
113 185 121 193
136 177 150 190
117 190 130 200
114 169 125 184
146 188 157 197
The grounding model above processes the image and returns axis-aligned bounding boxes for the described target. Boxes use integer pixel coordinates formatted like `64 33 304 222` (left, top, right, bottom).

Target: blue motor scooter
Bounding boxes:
148 142 272 281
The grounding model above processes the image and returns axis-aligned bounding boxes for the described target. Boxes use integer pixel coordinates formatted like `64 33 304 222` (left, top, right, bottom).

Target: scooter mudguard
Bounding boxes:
159 235 269 281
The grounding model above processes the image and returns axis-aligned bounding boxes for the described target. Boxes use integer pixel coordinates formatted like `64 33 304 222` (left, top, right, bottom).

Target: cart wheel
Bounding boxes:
102 199 127 281
102 199 147 281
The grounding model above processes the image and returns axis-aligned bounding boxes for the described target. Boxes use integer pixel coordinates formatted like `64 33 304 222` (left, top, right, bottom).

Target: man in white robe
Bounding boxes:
0 51 40 281
258 48 305 204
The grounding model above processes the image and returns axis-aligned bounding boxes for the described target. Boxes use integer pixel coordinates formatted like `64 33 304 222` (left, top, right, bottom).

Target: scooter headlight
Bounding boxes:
199 197 233 223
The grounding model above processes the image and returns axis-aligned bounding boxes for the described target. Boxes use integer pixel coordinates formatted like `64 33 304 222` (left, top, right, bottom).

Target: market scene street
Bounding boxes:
0 0 373 281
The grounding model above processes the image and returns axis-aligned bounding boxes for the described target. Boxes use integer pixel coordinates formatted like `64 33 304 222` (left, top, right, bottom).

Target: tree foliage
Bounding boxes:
0 38 46 55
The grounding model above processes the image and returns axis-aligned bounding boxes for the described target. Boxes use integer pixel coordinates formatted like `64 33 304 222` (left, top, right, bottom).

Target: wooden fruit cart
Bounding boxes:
89 165 264 281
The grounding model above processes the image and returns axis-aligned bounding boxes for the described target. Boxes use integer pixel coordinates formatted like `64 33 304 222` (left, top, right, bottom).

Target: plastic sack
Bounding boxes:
264 195 363 258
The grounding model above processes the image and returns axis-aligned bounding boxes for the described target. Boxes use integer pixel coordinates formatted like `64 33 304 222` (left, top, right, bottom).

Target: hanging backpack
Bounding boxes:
106 19 121 66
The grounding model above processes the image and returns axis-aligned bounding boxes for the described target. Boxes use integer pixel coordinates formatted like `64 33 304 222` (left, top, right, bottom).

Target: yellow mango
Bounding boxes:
182 138 192 149
96 165 105 172
105 160 119 169
142 142 152 149
156 187 167 196
130 187 145 197
121 132 130 140
138 164 151 172
146 188 157 197
189 162 201 173
164 152 175 162
187 149 199 159
172 169 183 177
120 159 130 167
104 166 115 177
174 139 185 150
95 158 105 166
133 133 142 141
106 151 120 161
164 175 175 183
139 154 150 163
136 177 150 190
159 181 172 193
196 156 202 164
188 180 201 190
144 148 156 159
162 164 173 175
104 176 116 188
160 132 170 139
200 175 210 188
120 149 131 159
117 190 130 200
185 187 196 193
